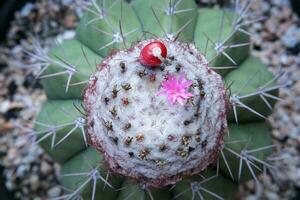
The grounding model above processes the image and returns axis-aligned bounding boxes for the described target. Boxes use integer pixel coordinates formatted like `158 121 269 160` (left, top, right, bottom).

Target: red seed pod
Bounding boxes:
139 41 167 67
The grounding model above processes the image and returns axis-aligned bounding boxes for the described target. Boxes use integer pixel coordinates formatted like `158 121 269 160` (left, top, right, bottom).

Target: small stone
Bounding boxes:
47 186 61 197
281 25 300 48
41 161 52 175
63 14 77 28
29 175 39 191
0 100 10 113
0 121 13 132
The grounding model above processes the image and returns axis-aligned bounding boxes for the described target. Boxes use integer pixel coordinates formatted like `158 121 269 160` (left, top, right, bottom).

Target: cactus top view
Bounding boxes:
27 0 290 199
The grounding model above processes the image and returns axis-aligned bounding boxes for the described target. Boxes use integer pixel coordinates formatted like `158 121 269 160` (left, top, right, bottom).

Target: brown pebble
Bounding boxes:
63 14 77 28
0 122 13 133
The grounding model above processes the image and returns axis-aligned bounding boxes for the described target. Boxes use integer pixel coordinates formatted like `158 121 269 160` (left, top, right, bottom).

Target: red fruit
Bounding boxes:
139 41 167 67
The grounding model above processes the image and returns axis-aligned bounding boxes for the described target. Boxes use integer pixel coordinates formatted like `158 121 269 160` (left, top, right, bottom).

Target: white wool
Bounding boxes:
85 39 227 185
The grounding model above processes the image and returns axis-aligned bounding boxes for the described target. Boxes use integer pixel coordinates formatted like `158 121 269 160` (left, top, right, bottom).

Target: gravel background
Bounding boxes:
0 0 299 199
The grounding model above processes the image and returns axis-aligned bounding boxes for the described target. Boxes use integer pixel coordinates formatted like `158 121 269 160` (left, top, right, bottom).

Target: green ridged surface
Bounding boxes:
195 8 250 76
225 56 278 122
132 0 198 42
41 39 102 99
220 122 273 181
61 148 123 199
77 0 142 56
34 100 87 164
117 180 171 200
173 168 237 200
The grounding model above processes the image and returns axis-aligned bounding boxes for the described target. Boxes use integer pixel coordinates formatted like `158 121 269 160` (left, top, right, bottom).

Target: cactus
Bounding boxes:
27 0 290 199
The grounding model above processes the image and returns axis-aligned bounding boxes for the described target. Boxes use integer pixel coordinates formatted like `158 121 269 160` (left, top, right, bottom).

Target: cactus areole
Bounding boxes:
84 39 228 187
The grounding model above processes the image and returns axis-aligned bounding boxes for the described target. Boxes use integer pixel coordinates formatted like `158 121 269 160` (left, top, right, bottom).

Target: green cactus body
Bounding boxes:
40 39 102 99
34 100 87 163
195 8 250 76
132 0 198 42
117 180 171 200
77 0 142 56
172 169 238 200
30 0 284 199
221 122 273 182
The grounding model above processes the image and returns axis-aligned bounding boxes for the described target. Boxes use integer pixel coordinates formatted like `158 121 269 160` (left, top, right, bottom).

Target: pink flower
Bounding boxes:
157 73 194 105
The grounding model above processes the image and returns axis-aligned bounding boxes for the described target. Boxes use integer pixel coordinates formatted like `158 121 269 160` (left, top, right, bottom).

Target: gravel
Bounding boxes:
0 0 79 199
0 0 299 199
